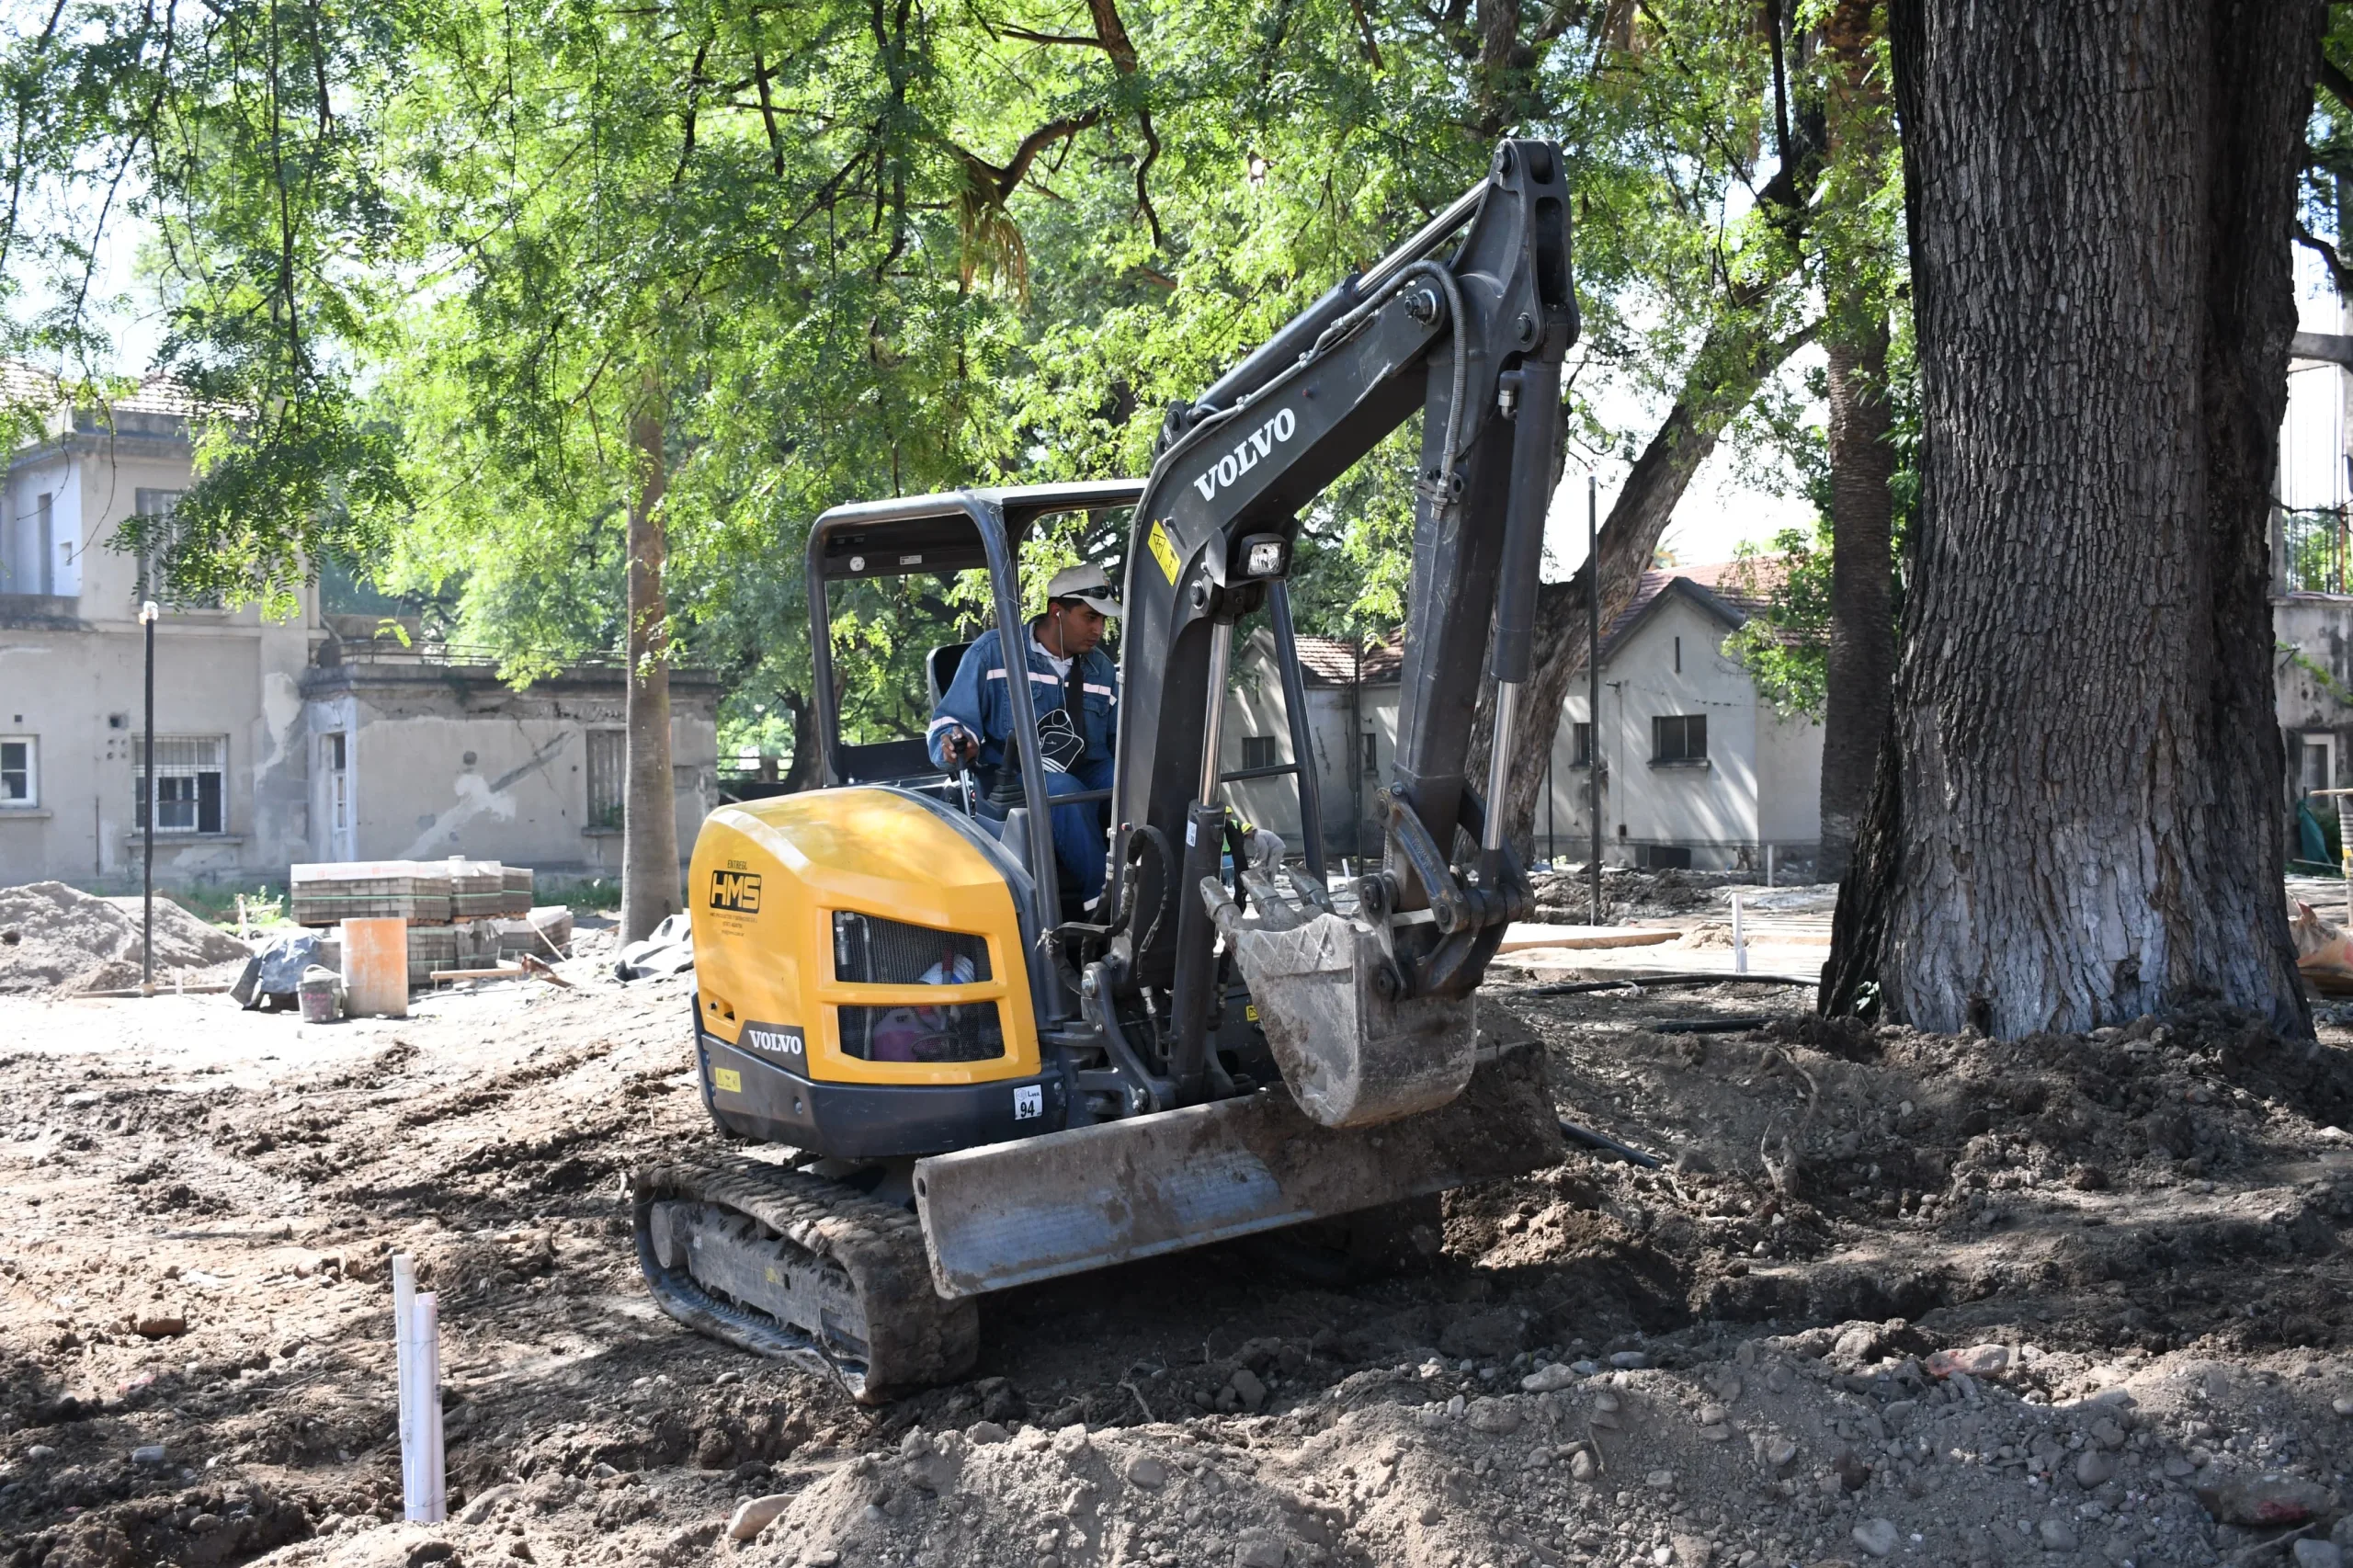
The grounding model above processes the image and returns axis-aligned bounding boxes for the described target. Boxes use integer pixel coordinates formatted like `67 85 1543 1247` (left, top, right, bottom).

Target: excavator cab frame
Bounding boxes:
801 479 1332 1021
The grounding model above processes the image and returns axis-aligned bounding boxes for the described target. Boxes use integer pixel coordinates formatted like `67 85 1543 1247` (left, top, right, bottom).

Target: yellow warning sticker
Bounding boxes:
1245 1004 1259 1022
1148 518 1181 584
713 1066 742 1094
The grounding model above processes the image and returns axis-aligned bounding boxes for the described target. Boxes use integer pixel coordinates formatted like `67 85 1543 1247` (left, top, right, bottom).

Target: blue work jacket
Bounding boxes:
926 625 1118 775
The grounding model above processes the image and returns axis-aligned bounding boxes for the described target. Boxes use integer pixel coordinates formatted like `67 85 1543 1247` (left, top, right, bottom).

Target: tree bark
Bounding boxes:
1817 320 1895 881
1824 0 2320 1037
622 373 682 943
781 687 825 792
1813 0 1899 884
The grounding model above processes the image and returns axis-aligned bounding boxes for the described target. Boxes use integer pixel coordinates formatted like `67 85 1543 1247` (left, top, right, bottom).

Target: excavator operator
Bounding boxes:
926 563 1120 909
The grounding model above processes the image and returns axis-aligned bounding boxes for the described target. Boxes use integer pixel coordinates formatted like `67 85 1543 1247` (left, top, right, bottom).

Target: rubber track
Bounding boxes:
631 1155 978 1403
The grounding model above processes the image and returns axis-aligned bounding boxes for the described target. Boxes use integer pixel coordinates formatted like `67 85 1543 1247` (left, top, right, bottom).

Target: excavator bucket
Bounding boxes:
1221 908 1479 1128
913 1039 1560 1299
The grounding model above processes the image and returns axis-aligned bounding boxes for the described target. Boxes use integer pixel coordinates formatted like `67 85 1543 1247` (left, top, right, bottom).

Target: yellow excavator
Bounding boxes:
633 138 1580 1399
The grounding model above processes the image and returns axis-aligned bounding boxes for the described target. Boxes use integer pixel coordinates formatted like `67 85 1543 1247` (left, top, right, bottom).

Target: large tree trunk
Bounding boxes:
622 374 682 943
1824 0 2318 1037
1813 0 1899 883
1817 322 1895 881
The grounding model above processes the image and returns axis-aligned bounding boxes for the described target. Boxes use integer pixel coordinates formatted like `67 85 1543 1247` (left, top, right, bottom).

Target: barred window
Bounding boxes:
134 735 225 835
1570 722 1593 767
1241 734 1279 771
585 730 626 828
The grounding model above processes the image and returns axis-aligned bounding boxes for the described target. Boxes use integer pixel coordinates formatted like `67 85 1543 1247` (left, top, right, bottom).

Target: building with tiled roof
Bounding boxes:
1221 562 1826 873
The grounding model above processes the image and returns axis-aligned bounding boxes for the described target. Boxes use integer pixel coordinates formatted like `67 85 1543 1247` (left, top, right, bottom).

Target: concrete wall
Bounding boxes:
299 662 719 878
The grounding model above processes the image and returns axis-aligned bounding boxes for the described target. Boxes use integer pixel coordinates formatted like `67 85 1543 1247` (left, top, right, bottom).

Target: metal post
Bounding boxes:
1267 581 1326 881
140 600 158 994
1586 474 1601 923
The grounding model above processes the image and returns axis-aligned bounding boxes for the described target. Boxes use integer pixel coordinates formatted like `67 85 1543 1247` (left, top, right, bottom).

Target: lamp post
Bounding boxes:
140 598 158 995
1586 473 1601 926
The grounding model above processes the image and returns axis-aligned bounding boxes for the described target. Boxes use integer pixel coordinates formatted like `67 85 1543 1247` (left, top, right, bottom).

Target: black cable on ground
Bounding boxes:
1557 1119 1663 1168
1643 1015 1771 1035
1512 971 1817 996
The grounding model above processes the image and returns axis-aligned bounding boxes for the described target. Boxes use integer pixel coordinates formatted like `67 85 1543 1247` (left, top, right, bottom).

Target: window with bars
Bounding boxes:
1 737 34 805
1651 714 1708 766
1241 734 1279 771
585 730 626 828
1569 722 1593 768
134 736 225 834
1360 732 1380 777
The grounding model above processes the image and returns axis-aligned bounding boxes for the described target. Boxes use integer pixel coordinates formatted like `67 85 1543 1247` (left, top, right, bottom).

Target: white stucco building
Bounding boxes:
1222 562 1826 875
0 368 717 890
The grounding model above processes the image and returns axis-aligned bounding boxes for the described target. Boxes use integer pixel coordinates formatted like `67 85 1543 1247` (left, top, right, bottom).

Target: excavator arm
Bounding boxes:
1095 139 1577 1126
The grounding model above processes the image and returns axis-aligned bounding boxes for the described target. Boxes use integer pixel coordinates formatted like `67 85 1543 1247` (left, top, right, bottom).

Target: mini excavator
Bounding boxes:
633 139 1580 1399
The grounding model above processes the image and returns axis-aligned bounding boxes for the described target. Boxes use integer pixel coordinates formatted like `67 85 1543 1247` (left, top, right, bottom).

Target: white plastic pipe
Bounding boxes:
392 1254 415 1481
403 1293 445 1522
1731 892 1747 975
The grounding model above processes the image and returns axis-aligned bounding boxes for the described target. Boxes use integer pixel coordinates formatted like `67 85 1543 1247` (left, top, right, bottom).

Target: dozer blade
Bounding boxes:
1222 907 1479 1128
913 1040 1560 1299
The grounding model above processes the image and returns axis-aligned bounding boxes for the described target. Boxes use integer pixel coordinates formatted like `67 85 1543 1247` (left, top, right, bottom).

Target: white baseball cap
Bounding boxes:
1045 562 1122 617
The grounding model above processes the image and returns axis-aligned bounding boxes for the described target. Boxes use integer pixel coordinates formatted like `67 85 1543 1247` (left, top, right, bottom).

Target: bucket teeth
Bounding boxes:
631 1155 975 1403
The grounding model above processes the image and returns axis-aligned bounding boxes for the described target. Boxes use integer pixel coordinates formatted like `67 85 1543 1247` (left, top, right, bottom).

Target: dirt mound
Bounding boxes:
0 881 250 994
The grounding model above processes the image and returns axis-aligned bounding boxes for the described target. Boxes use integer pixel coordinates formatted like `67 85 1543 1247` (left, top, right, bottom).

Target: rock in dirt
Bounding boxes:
2294 1540 2346 1568
1123 1455 1167 1489
1669 1532 1713 1566
1521 1362 1578 1393
1926 1344 2009 1379
130 1444 166 1466
1851 1517 1898 1558
727 1494 791 1541
2036 1519 2079 1552
0 881 251 994
2195 1474 2338 1526
1233 1531 1285 1568
2074 1450 2116 1487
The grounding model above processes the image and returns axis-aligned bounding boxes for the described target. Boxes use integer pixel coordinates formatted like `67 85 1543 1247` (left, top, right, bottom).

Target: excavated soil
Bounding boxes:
6 937 2353 1568
0 883 254 996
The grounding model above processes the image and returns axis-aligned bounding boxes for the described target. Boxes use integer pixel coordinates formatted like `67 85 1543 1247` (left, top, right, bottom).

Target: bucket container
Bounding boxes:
343 917 410 1017
298 966 341 1024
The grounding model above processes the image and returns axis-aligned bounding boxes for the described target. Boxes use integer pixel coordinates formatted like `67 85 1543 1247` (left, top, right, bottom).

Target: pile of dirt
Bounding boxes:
0 881 252 995
17 956 2353 1568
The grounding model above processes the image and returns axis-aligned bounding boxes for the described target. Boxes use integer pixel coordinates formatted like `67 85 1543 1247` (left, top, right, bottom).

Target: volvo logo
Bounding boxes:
1190 407 1297 502
741 1024 804 1059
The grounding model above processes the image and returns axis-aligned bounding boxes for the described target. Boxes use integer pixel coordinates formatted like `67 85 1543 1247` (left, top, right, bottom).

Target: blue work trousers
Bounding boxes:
1046 757 1113 904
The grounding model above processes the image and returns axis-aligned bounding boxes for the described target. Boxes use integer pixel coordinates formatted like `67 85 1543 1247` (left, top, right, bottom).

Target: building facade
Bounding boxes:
1224 563 1826 875
0 370 718 889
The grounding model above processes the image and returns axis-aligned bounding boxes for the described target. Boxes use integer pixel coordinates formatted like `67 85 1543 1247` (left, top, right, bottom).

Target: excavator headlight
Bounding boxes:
1241 536 1289 579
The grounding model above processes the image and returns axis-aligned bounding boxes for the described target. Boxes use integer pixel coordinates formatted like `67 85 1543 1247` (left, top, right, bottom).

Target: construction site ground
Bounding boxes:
9 898 2353 1568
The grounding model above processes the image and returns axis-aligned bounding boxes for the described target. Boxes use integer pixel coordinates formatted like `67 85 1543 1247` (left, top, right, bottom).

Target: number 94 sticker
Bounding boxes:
1013 1085 1043 1120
